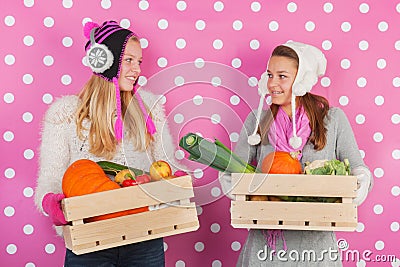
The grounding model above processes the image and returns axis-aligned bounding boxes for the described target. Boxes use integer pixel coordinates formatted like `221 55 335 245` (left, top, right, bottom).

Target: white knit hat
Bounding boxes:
248 41 327 147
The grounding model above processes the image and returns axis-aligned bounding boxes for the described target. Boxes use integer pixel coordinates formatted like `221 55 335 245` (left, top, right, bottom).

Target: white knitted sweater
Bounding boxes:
34 90 182 236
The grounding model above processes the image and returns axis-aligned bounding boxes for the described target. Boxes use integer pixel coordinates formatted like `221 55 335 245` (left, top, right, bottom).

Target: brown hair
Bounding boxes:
260 45 329 150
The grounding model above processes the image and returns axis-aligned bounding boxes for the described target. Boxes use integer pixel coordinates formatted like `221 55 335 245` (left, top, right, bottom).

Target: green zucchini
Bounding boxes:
96 161 149 176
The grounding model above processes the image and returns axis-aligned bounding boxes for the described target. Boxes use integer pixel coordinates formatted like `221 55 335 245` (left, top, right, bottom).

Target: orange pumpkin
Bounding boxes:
261 151 302 174
62 159 148 222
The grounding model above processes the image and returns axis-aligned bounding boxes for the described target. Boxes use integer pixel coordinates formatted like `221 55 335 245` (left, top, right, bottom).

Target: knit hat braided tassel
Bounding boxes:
113 78 123 141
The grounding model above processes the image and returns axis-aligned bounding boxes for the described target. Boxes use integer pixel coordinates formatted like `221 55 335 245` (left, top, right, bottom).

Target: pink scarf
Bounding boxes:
265 106 311 251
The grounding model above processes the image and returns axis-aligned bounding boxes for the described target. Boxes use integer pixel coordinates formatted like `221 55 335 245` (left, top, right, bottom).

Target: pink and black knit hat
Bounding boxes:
83 20 156 141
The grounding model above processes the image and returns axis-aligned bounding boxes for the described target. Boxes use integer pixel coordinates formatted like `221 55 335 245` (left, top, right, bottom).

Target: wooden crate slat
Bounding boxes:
231 173 357 197
231 201 357 223
62 175 194 221
231 220 357 231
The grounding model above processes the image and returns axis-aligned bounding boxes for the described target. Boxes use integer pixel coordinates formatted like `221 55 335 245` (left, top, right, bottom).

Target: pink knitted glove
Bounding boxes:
42 193 67 226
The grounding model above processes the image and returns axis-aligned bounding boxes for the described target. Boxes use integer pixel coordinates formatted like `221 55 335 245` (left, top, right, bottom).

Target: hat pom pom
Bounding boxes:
289 136 302 149
83 21 99 39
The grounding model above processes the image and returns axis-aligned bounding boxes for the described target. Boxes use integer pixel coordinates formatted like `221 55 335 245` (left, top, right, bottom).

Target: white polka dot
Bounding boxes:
194 58 205 68
194 242 205 252
211 114 221 124
176 38 186 49
248 77 258 87
23 187 34 197
373 168 384 178
138 0 149 10
357 260 366 267
305 21 315 31
397 3 400 13
3 131 14 142
322 40 332 50
43 17 55 27
5 168 16 179
193 169 204 179
196 206 203 215
24 149 34 160
23 112 33 123
213 39 223 50
174 114 184 124
174 76 185 86
269 21 279 31
6 244 17 254
4 54 16 65
176 1 187 11
140 38 149 49
323 2 334 13
359 40 369 51
373 204 383 214
211 187 221 197
175 260 185 267
214 1 224 12
356 222 365 232
24 0 34 7
392 186 400 196
120 19 131 29
157 57 168 68
233 20 243 31
392 114 400 124
4 93 15 103
62 0 73 8
175 150 185 160
23 35 34 46
231 241 241 251
158 19 168 30
339 96 349 106
375 240 384 250
232 58 241 68
45 243 56 254
355 114 365 124
43 55 54 66
62 36 73 47
23 74 34 85
287 2 297 12
4 15 16 26
377 58 386 69
357 77 367 87
359 3 369 14
211 223 221 233
230 95 240 105
4 206 15 217
230 132 240 142
250 39 260 50
251 2 261 12
82 17 91 25
373 132 383 142
25 263 35 267
138 76 147 86
193 95 203 105
390 222 399 232
392 149 400 160
61 75 72 85
211 76 222 87
341 22 351 32
212 260 222 267
378 21 388 32
266 95 272 105
163 242 168 252
42 93 53 104
320 77 331 87
375 95 384 106
392 77 400 87
23 224 34 235
341 59 351 69
195 20 206 30
101 0 111 9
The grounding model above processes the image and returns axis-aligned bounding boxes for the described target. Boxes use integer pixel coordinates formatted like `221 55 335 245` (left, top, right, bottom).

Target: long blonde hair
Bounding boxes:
76 75 152 159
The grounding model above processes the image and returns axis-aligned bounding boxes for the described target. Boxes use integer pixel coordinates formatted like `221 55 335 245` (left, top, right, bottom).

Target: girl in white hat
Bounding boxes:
220 41 373 266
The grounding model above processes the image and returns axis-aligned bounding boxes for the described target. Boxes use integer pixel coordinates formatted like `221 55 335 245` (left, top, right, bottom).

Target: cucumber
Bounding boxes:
96 161 149 176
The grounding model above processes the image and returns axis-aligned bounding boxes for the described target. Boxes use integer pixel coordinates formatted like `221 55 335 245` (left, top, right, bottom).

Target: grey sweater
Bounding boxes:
220 107 372 267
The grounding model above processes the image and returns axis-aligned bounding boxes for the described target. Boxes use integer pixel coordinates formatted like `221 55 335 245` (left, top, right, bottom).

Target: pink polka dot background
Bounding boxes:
1 1 400 266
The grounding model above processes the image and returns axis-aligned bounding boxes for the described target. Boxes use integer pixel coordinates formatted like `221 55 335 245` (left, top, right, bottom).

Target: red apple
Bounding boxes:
149 160 172 181
135 174 151 184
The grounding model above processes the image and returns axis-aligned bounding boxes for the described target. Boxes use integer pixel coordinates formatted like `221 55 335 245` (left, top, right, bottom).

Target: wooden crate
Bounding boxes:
230 173 358 231
61 175 199 255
